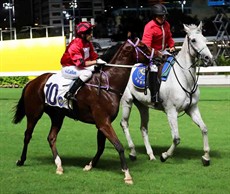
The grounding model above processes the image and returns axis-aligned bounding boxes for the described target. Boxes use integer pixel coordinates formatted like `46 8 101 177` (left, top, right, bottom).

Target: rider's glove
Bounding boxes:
169 47 176 53
96 58 107 65
154 50 163 58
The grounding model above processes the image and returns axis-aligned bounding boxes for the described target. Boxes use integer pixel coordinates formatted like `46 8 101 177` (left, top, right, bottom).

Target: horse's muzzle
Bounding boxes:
201 56 214 67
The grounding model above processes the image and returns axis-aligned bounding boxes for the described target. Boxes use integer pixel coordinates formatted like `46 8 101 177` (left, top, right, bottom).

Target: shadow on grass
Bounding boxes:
31 155 127 174
30 145 221 171
134 145 221 159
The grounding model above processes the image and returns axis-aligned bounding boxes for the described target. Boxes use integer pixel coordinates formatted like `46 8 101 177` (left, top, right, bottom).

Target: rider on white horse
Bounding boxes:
142 4 176 104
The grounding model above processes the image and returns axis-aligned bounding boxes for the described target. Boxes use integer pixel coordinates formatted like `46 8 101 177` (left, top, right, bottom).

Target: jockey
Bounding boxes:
61 21 107 101
142 4 175 104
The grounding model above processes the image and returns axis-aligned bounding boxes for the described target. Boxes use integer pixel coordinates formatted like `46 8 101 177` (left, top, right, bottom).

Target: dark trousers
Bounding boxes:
148 71 161 103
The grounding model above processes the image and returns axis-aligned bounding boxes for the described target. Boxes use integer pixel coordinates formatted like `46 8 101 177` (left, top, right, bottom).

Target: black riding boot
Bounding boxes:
149 72 162 104
64 78 84 101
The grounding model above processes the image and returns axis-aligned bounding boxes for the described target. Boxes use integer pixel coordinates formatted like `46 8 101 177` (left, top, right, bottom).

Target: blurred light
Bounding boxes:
3 3 13 9
69 0 77 8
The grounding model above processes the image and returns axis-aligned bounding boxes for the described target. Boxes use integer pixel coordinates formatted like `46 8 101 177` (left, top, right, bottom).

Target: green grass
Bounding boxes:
0 87 230 194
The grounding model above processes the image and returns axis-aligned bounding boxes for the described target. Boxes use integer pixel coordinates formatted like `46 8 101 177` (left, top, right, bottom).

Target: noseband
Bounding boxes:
187 36 210 67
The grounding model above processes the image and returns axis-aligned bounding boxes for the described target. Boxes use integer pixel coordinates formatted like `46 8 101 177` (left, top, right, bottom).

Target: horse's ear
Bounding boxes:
183 24 190 34
127 31 132 39
197 21 203 32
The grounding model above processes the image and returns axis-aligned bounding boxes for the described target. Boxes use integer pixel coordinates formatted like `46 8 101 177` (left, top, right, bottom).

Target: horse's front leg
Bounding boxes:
135 101 156 160
187 105 210 166
47 115 64 174
161 109 180 162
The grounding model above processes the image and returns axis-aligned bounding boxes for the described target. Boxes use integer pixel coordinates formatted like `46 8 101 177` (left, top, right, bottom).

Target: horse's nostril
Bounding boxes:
205 56 209 60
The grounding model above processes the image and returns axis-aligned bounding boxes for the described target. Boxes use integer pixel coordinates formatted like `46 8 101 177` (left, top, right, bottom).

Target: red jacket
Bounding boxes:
142 20 174 51
61 38 98 68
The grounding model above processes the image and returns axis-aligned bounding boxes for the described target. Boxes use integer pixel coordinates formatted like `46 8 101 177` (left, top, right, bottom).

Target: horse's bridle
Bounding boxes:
172 34 211 94
86 38 155 96
187 35 211 68
169 35 211 116
127 38 155 64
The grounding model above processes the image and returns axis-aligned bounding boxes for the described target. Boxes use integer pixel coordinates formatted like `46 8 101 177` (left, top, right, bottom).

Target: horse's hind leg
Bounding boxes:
16 115 42 166
46 110 65 174
83 129 106 171
120 98 137 160
134 100 156 160
85 119 133 184
187 105 210 166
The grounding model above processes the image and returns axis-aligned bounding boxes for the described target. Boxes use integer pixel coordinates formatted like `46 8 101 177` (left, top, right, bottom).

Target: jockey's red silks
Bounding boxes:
61 38 98 68
142 19 174 51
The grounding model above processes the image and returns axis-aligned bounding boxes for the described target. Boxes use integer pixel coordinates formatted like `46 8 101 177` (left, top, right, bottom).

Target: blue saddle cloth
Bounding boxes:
161 56 175 81
132 63 146 89
132 57 175 89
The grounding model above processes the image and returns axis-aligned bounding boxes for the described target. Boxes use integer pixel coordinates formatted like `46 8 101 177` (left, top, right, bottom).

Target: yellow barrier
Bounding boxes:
0 36 66 76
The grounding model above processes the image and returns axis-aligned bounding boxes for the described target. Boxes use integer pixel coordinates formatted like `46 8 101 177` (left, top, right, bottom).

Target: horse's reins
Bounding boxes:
170 35 209 116
86 38 154 96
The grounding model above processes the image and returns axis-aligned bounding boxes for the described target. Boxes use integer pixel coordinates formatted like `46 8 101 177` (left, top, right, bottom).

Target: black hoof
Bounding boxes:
160 155 167 163
129 154 137 161
202 158 210 166
16 160 24 166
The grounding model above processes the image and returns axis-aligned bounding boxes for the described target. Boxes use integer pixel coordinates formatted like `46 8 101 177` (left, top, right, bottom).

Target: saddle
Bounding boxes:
44 73 75 109
131 56 175 90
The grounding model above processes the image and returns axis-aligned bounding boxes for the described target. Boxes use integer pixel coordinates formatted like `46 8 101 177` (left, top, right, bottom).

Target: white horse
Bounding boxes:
120 22 213 166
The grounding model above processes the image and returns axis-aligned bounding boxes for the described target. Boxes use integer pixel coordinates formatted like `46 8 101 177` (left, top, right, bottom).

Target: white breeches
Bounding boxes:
61 65 95 82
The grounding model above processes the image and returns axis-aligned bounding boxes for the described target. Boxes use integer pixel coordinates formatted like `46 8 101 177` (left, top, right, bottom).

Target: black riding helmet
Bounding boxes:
152 4 168 16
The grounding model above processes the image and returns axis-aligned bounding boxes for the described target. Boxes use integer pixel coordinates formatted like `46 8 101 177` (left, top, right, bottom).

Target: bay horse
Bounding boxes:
12 38 154 184
120 22 214 165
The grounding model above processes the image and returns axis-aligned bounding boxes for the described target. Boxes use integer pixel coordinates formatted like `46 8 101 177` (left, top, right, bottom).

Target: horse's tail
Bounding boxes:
12 86 27 124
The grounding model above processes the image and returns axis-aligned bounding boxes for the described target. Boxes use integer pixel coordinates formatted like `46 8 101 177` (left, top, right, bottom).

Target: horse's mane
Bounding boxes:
100 42 123 63
186 24 198 30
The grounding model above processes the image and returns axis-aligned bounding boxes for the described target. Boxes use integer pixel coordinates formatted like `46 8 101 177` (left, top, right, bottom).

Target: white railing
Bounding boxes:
197 66 230 86
0 66 229 86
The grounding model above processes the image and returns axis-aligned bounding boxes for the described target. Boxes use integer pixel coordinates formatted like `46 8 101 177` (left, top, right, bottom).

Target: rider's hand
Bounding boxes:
169 47 176 53
154 50 163 58
96 58 107 65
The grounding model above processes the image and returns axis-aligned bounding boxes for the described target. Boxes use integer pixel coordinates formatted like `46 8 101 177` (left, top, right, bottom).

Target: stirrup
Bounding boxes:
151 94 162 104
64 92 77 101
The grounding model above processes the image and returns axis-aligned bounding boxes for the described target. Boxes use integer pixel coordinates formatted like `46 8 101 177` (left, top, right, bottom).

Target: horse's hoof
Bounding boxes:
160 154 168 163
129 154 137 161
83 161 93 171
149 153 157 161
160 156 166 162
56 166 64 175
123 169 133 185
83 165 92 171
16 160 24 166
124 178 133 185
56 170 63 175
160 152 169 162
202 156 210 166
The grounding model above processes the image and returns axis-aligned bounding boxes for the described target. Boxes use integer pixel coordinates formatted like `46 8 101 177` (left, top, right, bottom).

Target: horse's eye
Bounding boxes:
191 39 196 43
